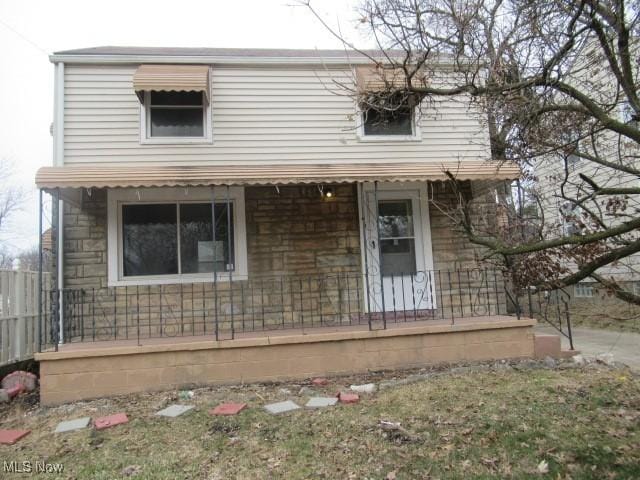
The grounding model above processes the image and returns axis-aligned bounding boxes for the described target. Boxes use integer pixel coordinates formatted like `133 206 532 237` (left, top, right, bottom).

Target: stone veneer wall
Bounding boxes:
59 185 362 289
51 182 506 339
244 184 361 277
61 190 108 290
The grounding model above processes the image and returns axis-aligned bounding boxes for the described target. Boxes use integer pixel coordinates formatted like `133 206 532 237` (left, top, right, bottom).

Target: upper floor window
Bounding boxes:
133 64 212 144
560 201 584 236
566 142 582 171
362 104 414 136
148 91 205 137
141 91 211 143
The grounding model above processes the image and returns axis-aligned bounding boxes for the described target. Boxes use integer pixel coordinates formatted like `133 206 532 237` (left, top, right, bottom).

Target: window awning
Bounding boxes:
356 65 411 93
133 64 211 102
35 161 519 190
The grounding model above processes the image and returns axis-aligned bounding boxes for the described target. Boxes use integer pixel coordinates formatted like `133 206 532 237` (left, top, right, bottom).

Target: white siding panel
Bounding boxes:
63 65 491 165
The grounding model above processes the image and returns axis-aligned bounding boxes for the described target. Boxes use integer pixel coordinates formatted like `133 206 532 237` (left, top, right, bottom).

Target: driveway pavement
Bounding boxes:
536 325 640 371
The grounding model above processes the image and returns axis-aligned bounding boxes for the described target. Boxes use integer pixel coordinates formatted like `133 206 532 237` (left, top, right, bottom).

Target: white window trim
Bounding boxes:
139 90 213 145
355 101 422 143
107 186 247 287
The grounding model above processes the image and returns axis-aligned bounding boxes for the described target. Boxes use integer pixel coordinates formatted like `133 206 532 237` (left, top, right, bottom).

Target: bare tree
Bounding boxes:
18 245 51 272
0 245 15 269
0 158 26 236
305 0 640 304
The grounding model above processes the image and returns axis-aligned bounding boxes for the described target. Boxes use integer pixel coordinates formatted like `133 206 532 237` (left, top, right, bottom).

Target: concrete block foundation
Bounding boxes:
36 317 536 405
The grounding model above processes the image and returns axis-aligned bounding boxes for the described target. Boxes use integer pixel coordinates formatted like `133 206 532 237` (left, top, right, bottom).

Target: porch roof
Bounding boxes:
35 161 519 190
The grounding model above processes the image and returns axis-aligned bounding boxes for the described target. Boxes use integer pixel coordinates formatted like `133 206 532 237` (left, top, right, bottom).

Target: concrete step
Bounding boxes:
559 349 580 359
534 334 561 359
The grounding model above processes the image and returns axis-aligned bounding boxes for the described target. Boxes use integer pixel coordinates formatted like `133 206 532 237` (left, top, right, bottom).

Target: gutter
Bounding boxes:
48 53 456 69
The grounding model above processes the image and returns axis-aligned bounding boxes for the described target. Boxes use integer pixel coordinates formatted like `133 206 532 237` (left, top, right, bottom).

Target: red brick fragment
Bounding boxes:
6 384 26 399
338 392 359 404
2 371 38 392
311 378 329 386
0 429 30 445
94 413 129 430
209 403 247 416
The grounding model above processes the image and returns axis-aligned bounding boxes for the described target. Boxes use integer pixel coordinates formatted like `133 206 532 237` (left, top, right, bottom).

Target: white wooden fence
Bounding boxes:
0 270 49 366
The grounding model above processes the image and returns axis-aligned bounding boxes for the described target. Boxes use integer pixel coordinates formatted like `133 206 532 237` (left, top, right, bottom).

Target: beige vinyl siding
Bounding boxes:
62 65 490 165
533 41 640 280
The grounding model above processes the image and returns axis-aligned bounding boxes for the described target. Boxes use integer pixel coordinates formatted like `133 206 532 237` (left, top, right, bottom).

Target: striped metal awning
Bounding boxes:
133 64 210 101
35 162 519 190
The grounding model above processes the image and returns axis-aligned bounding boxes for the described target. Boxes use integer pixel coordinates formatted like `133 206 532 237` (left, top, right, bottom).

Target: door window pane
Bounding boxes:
122 204 178 276
180 203 234 273
378 200 414 238
378 199 417 276
380 239 416 276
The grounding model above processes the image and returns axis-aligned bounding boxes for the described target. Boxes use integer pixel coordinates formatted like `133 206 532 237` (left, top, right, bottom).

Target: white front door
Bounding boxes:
360 183 436 314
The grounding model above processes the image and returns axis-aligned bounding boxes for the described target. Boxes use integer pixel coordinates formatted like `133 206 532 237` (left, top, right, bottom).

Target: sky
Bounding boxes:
0 0 367 254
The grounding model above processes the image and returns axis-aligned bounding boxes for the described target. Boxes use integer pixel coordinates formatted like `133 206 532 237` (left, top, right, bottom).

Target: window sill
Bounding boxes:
108 273 248 287
139 136 213 145
356 135 422 143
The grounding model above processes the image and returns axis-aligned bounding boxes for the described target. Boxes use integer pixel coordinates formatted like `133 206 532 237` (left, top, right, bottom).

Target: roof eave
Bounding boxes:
48 53 456 68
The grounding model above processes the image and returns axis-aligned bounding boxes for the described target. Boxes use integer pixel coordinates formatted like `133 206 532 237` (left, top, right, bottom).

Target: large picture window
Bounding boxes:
122 202 234 278
108 187 247 286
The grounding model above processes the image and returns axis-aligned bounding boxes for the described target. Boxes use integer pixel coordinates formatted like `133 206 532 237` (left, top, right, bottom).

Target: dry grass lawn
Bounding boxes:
1 362 639 479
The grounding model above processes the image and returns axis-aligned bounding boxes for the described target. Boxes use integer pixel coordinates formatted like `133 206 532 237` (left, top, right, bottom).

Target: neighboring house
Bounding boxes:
534 40 640 305
34 47 541 405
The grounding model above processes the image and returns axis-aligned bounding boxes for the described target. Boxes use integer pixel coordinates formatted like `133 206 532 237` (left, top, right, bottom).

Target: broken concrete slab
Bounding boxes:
94 413 129 430
155 404 194 418
596 352 615 366
264 400 301 415
55 417 91 433
0 429 30 445
350 383 376 394
210 402 247 416
305 397 339 408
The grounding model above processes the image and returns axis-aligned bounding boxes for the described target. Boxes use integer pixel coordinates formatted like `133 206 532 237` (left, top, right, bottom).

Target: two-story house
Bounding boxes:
33 47 539 405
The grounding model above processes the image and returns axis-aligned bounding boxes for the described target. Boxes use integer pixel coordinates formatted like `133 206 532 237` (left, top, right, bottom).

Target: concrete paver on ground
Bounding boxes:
55 417 91 433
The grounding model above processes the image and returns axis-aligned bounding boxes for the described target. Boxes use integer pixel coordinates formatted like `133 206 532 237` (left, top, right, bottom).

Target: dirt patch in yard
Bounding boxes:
1 360 639 479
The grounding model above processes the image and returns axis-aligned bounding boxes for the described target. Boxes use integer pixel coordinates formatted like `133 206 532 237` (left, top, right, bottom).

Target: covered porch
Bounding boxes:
34 161 521 349
32 161 542 404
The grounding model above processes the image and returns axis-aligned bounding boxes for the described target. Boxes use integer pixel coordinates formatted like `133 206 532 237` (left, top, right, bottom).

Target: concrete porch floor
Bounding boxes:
46 315 531 354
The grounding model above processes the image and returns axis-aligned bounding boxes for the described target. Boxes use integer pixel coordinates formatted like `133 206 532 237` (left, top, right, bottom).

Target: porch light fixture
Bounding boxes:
318 185 334 198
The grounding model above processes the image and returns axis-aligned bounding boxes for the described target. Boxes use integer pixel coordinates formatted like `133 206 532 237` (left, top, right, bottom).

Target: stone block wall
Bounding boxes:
61 189 108 290
49 181 508 343
244 184 361 277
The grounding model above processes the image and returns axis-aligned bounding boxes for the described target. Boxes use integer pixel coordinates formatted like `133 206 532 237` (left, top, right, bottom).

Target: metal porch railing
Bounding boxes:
37 268 573 350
